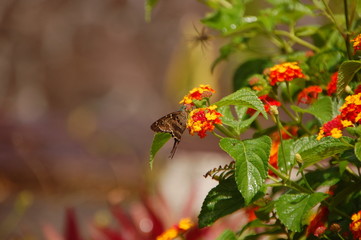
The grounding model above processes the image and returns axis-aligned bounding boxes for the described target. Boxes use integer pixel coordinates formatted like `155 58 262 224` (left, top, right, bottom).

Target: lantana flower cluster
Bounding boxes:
350 210 361 240
179 85 223 138
317 93 360 140
268 62 305 86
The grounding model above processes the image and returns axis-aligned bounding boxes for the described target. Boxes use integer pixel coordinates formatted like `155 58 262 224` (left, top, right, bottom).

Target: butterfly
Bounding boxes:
150 110 187 159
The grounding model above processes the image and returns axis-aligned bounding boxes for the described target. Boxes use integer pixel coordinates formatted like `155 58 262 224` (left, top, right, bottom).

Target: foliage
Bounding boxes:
148 0 361 239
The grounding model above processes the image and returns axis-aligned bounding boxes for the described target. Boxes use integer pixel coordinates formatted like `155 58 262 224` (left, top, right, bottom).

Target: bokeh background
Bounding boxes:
0 0 243 239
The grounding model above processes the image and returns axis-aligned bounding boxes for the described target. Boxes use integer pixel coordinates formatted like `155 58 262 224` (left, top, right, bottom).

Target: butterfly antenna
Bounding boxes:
169 139 180 159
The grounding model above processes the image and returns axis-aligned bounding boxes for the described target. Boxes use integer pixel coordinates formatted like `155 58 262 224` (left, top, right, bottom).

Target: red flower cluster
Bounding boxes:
187 105 223 138
317 116 351 140
317 93 361 140
327 72 338 96
339 93 361 124
297 85 322 104
268 62 305 86
350 210 361 240
247 95 281 115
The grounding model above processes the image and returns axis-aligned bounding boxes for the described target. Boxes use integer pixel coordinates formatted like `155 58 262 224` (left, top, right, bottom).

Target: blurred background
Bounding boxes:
0 0 242 239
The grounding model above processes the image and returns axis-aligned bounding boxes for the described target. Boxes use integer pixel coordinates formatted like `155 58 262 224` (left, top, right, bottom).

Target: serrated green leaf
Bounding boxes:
355 141 361 162
198 177 245 228
215 230 237 240
291 96 333 123
293 136 353 169
337 60 361 96
214 88 267 118
275 192 329 232
149 132 172 169
219 136 271 204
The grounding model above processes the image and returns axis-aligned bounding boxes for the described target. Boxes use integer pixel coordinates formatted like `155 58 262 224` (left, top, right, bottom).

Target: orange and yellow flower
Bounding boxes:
351 34 361 54
327 72 338 96
268 62 305 86
187 105 222 138
156 218 194 240
350 210 361 239
179 84 216 107
297 86 322 104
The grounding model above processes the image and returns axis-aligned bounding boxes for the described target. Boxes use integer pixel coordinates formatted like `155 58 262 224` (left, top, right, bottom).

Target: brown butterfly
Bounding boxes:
150 110 187 158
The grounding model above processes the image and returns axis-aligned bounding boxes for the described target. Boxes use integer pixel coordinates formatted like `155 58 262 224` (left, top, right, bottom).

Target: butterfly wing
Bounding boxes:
150 111 187 141
150 111 187 158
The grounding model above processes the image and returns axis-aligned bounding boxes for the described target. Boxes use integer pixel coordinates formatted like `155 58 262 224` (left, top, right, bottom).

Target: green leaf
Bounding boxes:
145 0 159 22
308 49 344 73
219 136 271 204
277 139 295 173
149 132 172 169
291 96 334 124
233 59 271 91
198 177 245 228
214 88 267 118
337 60 361 96
293 136 353 169
201 2 246 35
215 230 237 240
275 192 329 232
355 141 361 162
218 105 260 135
301 167 341 189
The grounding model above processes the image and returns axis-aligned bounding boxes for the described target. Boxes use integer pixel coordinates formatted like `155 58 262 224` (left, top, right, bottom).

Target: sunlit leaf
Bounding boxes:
219 136 271 204
214 88 267 118
292 136 354 169
275 193 328 232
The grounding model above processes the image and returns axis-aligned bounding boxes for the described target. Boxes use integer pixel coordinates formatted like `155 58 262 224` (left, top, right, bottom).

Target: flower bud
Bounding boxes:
330 223 341 233
270 105 279 115
345 85 353 94
295 153 303 164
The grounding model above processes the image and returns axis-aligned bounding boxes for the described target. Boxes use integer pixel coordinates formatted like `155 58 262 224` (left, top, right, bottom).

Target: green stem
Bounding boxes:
321 0 345 35
274 30 320 52
344 0 353 59
276 115 289 173
268 164 313 194
215 124 238 139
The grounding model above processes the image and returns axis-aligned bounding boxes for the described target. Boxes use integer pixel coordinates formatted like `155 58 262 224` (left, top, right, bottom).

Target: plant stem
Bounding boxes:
276 115 289 173
321 0 345 36
215 124 238 139
274 30 320 52
268 164 313 194
344 0 353 60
